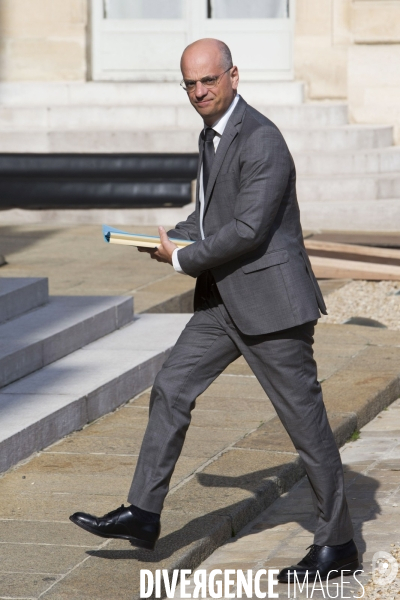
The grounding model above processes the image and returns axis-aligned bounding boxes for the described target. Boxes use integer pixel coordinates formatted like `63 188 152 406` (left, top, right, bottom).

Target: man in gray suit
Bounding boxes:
71 38 359 582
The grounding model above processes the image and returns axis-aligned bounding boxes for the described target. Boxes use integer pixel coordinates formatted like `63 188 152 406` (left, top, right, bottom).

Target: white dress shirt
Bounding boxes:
172 93 241 274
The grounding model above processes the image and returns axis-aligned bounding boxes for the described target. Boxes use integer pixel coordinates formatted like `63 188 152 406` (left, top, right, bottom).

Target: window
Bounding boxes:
207 0 289 19
104 0 183 19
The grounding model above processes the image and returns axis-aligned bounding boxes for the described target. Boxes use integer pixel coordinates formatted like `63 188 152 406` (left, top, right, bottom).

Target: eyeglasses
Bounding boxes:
180 67 232 93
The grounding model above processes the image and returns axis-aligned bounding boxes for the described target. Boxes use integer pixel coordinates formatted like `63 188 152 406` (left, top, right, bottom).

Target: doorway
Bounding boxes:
91 0 295 81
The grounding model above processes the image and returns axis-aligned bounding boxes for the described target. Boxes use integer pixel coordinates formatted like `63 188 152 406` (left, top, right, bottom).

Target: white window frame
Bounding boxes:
90 0 296 82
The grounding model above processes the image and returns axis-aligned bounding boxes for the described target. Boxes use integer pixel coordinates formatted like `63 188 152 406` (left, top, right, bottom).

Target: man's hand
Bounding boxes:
137 226 177 265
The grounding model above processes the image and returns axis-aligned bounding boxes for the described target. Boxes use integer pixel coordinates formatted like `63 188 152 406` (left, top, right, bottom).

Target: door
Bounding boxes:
91 0 295 81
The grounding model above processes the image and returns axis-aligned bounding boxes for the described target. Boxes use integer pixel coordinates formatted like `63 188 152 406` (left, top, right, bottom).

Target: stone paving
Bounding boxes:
1 224 400 599
173 398 400 600
0 323 399 599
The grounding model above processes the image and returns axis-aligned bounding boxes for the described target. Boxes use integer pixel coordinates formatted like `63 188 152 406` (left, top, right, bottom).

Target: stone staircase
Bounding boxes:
0 81 399 230
0 276 190 474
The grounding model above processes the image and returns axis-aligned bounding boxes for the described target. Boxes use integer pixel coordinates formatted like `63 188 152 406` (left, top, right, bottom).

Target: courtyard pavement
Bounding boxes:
0 322 399 599
1 224 399 599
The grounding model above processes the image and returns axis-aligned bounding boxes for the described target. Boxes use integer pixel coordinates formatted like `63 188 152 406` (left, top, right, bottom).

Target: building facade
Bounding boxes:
0 0 399 142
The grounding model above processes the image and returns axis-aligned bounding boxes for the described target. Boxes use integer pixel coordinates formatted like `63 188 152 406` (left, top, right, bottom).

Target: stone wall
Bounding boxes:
0 0 88 80
348 0 400 144
294 0 352 100
294 0 400 143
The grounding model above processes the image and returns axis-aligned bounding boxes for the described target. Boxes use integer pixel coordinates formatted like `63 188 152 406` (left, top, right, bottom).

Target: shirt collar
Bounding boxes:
204 94 240 137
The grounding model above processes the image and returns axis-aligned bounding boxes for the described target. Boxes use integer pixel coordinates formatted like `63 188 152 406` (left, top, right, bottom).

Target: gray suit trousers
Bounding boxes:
128 292 354 546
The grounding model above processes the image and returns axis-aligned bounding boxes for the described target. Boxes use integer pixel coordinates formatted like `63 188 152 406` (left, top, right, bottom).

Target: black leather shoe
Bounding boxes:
278 539 360 583
69 504 160 550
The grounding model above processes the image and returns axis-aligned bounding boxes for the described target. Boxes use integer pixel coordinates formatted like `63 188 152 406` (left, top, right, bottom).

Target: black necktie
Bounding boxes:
202 127 216 194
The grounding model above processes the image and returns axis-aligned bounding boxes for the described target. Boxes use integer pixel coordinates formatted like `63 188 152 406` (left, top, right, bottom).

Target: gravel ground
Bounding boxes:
364 543 400 600
320 280 400 330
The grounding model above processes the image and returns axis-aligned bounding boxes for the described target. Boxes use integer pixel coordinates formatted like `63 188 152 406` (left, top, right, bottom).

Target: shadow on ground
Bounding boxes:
0 225 62 257
87 466 379 568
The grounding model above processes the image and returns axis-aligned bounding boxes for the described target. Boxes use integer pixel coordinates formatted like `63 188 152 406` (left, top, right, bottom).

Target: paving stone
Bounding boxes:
58 420 245 460
317 322 400 347
44 433 145 456
234 416 296 453
313 341 364 381
222 357 254 376
362 408 400 432
386 444 400 458
0 472 137 501
127 390 151 407
322 372 400 428
195 394 272 414
11 451 138 478
360 429 400 438
198 378 267 400
0 492 124 521
72 406 150 438
134 274 195 314
0 519 101 546
1 458 199 507
0 572 62 599
190 409 263 430
0 543 87 575
342 460 376 474
180 437 244 459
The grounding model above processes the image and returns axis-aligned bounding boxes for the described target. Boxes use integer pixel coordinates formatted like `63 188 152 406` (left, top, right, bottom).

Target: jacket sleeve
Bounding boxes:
167 208 199 241
177 127 292 278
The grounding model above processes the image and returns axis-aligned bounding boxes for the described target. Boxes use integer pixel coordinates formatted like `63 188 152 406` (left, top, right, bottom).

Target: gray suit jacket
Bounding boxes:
168 97 327 336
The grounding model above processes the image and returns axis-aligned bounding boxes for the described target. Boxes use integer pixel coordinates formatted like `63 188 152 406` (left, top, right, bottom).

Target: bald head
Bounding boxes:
181 38 232 72
180 38 239 126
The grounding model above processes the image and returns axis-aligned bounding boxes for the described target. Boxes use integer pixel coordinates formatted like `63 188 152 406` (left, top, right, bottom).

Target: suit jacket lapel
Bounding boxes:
203 97 247 214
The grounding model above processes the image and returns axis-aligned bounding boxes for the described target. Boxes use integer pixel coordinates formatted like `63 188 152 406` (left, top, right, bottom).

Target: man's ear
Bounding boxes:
231 66 239 90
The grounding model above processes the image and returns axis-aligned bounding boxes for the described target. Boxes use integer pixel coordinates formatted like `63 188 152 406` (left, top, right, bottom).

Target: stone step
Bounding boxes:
294 147 400 175
297 172 400 202
0 277 48 325
260 103 348 127
285 125 394 152
0 81 305 107
299 198 400 232
0 125 393 154
0 313 191 474
0 295 133 389
0 103 348 132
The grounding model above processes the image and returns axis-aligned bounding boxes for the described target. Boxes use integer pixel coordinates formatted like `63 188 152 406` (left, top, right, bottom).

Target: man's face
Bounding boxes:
181 45 239 126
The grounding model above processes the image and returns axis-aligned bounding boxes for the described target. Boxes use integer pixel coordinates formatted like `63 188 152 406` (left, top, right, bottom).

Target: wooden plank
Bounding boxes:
305 239 400 259
309 255 400 280
304 239 400 266
308 232 400 248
